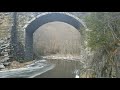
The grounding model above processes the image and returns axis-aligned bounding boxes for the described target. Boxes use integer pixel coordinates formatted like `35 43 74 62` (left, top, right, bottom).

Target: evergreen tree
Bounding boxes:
85 12 120 77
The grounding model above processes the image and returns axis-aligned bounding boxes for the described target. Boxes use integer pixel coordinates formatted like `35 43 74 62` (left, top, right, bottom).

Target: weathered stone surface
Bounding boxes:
0 64 5 69
0 57 9 63
0 38 10 64
3 62 11 66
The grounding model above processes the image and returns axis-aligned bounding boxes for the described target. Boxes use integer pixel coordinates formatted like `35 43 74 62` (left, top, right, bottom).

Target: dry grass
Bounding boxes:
6 60 34 69
33 21 81 56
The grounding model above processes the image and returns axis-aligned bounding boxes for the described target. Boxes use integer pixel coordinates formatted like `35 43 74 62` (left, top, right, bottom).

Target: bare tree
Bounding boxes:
10 12 18 60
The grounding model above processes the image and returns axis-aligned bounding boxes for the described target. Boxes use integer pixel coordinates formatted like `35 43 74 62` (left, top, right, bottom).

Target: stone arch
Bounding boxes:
25 12 85 60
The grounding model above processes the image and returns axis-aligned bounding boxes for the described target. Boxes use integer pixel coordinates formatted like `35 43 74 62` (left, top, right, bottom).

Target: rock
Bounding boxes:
0 64 5 69
3 52 9 56
3 62 11 66
0 56 9 63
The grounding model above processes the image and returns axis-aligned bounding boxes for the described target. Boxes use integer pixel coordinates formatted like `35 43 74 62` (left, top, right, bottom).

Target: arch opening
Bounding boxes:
33 21 81 58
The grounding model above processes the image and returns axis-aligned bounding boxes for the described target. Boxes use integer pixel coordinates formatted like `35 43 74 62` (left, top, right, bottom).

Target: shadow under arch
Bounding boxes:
25 12 84 60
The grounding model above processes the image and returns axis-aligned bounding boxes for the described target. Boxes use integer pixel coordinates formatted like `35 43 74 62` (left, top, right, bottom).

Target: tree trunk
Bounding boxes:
10 12 18 61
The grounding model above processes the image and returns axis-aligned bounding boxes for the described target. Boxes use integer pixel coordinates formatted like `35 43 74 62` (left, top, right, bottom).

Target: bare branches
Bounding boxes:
33 21 81 57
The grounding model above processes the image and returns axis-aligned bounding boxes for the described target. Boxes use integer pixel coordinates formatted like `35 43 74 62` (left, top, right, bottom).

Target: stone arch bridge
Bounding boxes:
13 12 86 60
